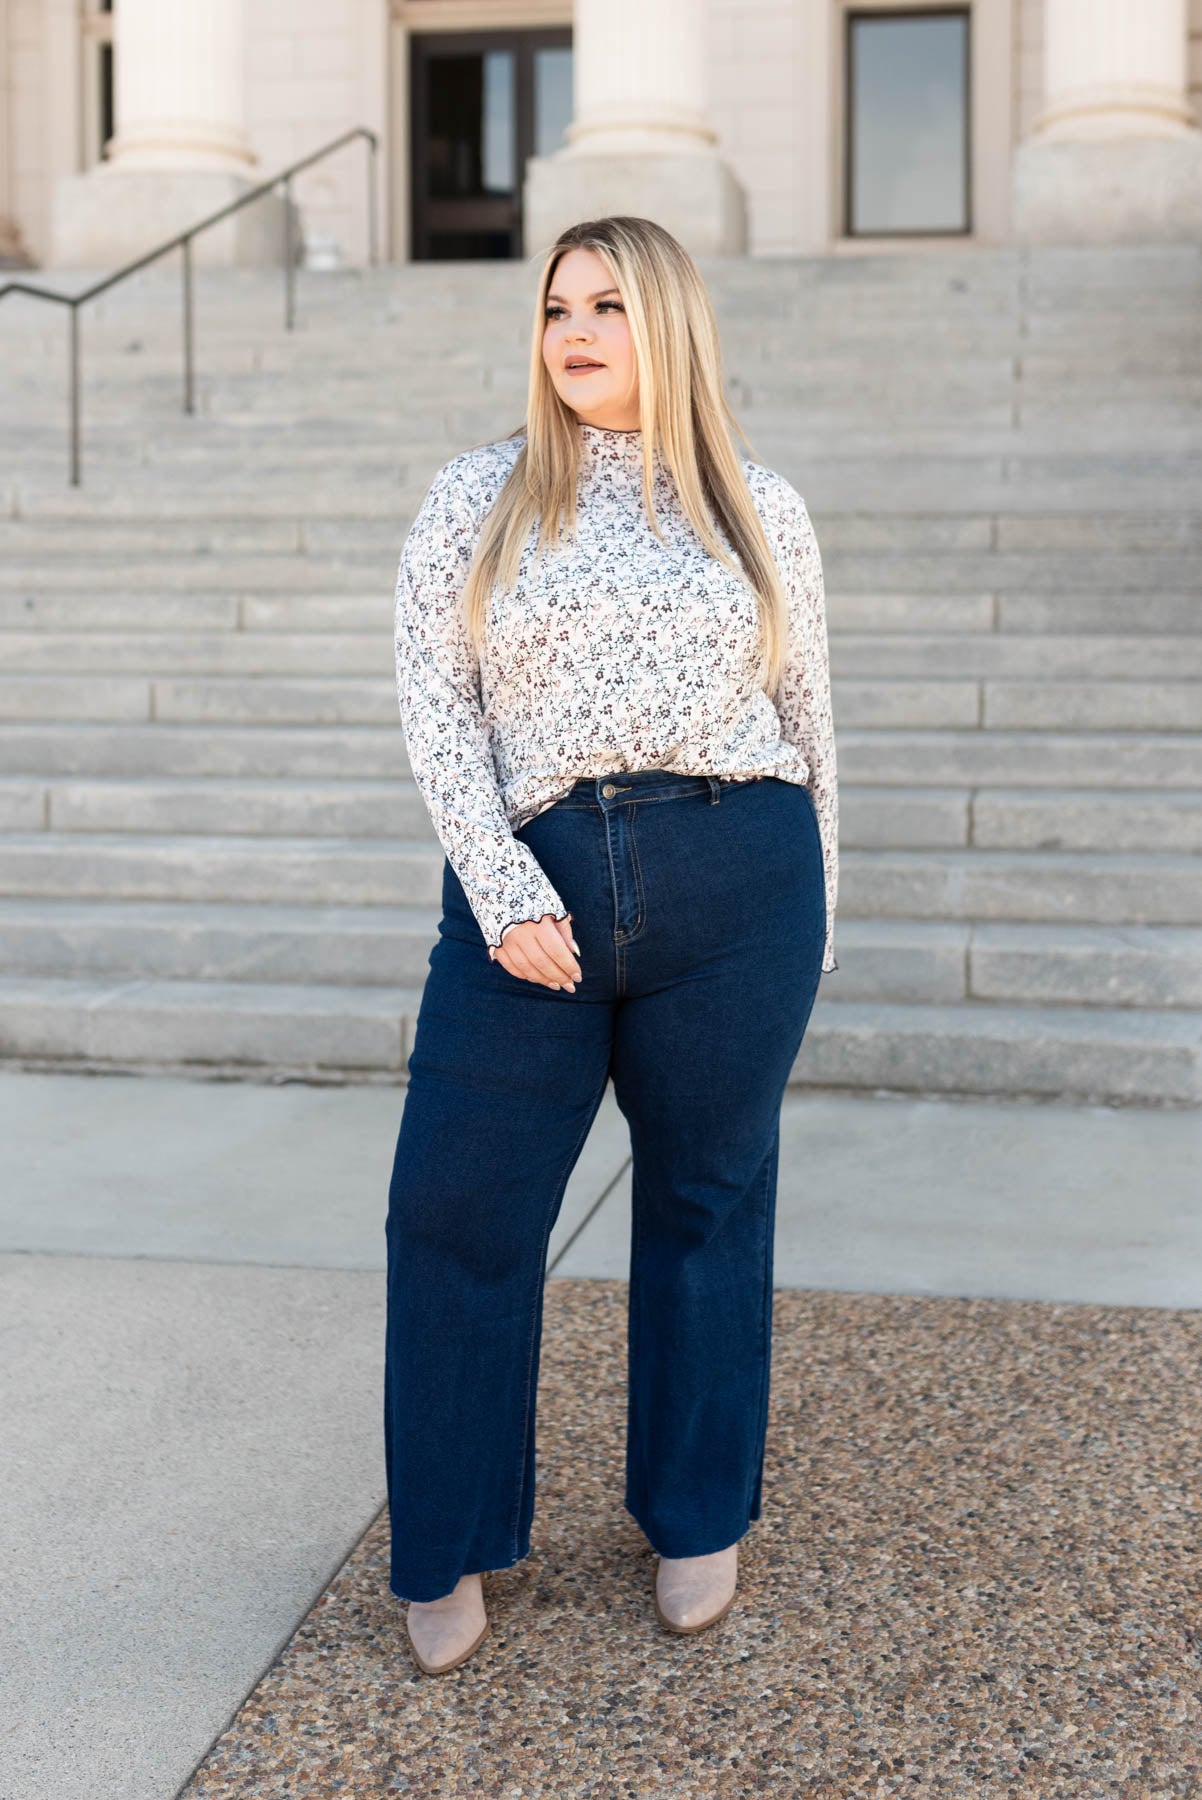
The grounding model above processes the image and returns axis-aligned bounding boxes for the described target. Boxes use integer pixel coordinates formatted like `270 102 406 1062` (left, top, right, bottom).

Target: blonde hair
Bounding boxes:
459 215 789 698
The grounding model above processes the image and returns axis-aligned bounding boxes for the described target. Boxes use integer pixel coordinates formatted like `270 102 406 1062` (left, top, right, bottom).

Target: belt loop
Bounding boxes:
707 775 721 804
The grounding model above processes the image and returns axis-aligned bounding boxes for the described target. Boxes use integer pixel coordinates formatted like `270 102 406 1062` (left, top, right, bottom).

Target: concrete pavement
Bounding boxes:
2 1067 1200 1798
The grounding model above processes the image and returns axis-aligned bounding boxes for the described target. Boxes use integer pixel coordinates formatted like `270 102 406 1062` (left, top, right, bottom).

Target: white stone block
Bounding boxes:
51 168 295 270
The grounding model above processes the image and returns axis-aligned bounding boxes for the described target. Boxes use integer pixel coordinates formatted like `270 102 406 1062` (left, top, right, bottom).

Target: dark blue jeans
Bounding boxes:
383 769 827 1602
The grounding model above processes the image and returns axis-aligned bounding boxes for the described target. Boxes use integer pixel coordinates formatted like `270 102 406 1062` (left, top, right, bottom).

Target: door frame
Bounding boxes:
388 0 572 263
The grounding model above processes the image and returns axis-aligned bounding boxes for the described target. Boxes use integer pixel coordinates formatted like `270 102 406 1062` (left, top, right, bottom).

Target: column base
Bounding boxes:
0 216 34 269
50 166 293 270
524 151 748 259
1012 135 1202 244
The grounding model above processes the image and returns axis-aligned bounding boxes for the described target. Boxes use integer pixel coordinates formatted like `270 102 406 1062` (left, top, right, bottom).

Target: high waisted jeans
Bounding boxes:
383 768 827 1602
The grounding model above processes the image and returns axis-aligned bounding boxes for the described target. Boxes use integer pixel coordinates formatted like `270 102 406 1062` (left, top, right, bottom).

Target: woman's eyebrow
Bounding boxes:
545 287 621 303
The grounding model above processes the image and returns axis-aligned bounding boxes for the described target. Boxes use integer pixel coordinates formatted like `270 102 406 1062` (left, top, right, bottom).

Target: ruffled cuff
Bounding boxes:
487 908 574 961
460 845 571 959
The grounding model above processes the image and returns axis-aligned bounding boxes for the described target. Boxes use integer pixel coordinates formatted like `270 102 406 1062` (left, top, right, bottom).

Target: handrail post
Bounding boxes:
283 175 295 331
182 235 195 414
68 306 80 487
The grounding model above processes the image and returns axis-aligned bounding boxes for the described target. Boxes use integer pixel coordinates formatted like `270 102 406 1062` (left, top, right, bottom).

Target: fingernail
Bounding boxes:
570 936 581 954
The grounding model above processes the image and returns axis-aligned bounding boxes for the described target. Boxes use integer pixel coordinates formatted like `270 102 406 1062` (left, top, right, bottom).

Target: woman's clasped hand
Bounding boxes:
492 915 582 991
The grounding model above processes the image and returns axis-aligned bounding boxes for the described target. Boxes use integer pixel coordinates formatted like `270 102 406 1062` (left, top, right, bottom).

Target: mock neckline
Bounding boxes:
578 421 641 436
576 420 650 484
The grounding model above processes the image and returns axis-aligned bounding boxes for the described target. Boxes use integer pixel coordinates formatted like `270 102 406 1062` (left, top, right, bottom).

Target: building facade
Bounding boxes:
2 0 1201 271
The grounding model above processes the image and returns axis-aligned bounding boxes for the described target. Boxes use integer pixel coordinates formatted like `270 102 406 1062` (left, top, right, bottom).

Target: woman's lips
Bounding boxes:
566 362 604 374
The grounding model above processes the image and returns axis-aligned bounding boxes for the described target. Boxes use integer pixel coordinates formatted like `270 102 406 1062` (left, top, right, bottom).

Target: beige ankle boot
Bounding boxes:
654 1543 739 1633
406 1571 489 1675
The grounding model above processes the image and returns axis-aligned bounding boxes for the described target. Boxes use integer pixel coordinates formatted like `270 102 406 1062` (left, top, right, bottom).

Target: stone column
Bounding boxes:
524 0 747 258
105 0 256 175
1013 0 1202 242
51 0 287 268
0 0 31 266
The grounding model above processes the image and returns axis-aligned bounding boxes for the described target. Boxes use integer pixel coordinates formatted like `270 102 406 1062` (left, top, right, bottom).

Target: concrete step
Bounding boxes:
0 518 309 556
830 515 1202 554
979 680 1202 732
0 777 1194 853
0 588 996 639
0 898 1196 1010
15 396 1202 460
797 998 1202 1106
0 895 444 987
4 539 1200 597
0 970 1196 1103
844 786 1202 854
9 419 1202 486
0 556 392 592
0 630 393 676
0 592 294 631
0 723 410 777
842 730 1202 788
832 679 1202 732
1 671 1197 731
0 831 1199 925
9 454 1202 516
0 774 428 836
0 971 418 1075
3 571 1202 645
841 846 1202 929
833 634 1202 679
8 254 1195 325
10 298 1199 344
822 549 1202 595
994 594 1202 635
8 284 1195 326
967 922 1202 1010
815 919 1202 1009
17 353 1200 390
249 590 1202 638
4 627 1202 684
3 721 1202 787
0 778 1197 854
0 674 402 726
4 510 1202 561
0 831 445 906
17 353 1202 403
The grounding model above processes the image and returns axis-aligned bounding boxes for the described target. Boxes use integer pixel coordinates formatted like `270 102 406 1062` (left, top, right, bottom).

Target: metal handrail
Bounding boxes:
0 125 379 484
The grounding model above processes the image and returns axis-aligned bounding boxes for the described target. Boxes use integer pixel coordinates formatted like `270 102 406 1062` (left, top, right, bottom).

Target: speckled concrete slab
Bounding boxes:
180 1278 1201 1798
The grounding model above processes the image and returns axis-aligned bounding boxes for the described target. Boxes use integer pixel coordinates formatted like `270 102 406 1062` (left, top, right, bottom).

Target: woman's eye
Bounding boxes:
544 301 623 319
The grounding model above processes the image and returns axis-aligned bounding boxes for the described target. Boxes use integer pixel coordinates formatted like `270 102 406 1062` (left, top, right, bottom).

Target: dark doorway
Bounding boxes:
410 28 573 260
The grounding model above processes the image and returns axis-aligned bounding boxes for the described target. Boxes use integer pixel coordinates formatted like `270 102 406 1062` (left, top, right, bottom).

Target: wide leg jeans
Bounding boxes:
383 769 827 1602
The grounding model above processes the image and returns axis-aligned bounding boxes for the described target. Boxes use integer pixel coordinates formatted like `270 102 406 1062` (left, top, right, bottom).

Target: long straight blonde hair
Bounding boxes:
459 215 790 699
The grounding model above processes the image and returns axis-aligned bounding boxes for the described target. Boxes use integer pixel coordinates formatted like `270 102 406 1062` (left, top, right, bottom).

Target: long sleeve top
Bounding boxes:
393 420 839 973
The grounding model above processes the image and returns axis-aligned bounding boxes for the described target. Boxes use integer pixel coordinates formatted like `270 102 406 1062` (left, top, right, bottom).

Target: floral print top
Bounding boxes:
393 420 839 973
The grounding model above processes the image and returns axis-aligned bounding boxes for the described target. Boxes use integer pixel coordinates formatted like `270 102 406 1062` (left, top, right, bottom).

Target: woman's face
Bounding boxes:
541 247 639 429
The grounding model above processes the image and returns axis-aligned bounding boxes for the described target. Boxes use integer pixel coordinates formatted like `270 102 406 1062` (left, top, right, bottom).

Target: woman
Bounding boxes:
386 215 838 1676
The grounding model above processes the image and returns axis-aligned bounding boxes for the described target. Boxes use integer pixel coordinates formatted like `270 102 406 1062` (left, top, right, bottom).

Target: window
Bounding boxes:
845 8 971 236
534 47 572 158
80 0 115 168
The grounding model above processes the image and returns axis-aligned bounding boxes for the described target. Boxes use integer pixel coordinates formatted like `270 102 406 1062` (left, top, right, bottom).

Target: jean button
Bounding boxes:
601 782 617 798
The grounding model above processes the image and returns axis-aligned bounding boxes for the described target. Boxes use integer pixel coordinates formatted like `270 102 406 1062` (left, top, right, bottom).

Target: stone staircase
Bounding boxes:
1 247 1200 1103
